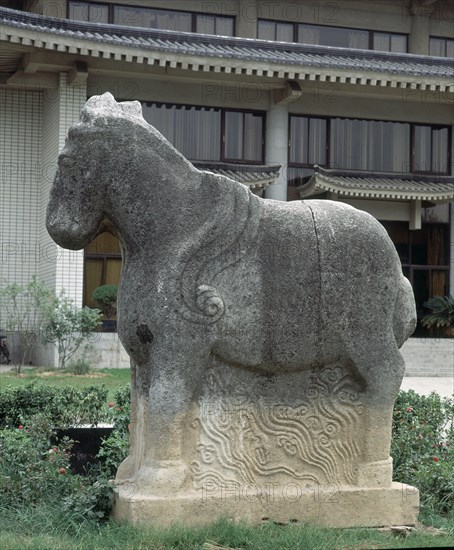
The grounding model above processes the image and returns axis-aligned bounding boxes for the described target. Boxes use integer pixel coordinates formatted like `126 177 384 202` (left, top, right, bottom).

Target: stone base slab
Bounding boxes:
113 482 419 528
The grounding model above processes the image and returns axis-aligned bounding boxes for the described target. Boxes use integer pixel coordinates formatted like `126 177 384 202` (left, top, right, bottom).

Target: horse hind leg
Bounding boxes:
346 334 406 487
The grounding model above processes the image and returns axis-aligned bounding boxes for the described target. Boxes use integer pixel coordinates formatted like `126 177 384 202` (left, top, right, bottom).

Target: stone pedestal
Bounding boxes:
113 363 419 527
114 483 418 528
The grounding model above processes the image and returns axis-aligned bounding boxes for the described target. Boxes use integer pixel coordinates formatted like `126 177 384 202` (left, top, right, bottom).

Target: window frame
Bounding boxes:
380 220 451 321
257 18 408 53
142 102 265 165
221 108 266 164
83 242 122 310
429 36 454 57
68 1 111 23
411 124 452 175
67 1 235 36
288 114 451 176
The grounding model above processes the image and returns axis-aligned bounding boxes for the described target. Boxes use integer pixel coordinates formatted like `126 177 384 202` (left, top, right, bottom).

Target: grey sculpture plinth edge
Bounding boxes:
113 483 419 528
46 93 420 529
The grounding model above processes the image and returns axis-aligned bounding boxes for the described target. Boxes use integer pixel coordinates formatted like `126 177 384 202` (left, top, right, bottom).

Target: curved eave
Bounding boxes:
202 171 278 191
299 174 454 202
0 14 453 93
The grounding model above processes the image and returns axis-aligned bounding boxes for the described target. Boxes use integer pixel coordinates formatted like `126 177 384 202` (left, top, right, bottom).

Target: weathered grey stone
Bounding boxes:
46 92 419 527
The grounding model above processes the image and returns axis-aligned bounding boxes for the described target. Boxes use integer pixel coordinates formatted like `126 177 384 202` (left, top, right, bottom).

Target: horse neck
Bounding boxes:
105 169 254 257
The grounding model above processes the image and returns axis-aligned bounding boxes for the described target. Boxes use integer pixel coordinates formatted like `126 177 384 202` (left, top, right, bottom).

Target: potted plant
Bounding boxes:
421 295 454 337
91 285 118 332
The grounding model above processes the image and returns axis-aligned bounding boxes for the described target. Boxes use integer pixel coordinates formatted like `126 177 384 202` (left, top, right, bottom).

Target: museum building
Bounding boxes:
0 0 453 366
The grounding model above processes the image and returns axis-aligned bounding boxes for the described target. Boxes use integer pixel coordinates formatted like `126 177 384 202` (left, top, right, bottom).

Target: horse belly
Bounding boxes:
214 201 322 371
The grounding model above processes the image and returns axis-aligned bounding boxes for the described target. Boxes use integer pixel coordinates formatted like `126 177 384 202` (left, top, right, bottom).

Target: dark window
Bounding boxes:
142 104 221 161
84 232 122 311
68 2 234 36
381 221 450 323
289 117 327 165
289 115 450 176
430 37 454 57
142 103 264 164
298 23 369 49
257 19 407 53
330 119 410 172
413 125 449 174
196 14 234 36
224 111 263 162
372 32 407 53
68 1 109 23
257 20 294 42
113 6 192 32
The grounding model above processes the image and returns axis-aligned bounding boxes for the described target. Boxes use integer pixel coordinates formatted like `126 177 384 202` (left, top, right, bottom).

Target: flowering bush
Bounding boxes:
392 390 454 515
0 415 113 520
97 384 131 477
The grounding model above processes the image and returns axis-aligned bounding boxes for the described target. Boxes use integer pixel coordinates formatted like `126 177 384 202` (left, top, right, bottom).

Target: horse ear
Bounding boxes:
119 100 143 119
79 94 144 124
80 92 120 123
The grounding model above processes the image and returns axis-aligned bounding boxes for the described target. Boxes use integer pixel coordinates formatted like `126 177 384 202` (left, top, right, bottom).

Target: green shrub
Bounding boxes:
2 384 452 527
42 291 102 369
421 295 454 328
0 383 108 428
0 416 114 521
96 430 129 479
97 384 131 476
392 390 454 515
92 285 118 318
67 357 91 375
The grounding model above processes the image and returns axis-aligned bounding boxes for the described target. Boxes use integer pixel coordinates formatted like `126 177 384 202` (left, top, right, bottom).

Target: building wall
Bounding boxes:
33 73 87 366
0 87 42 364
0 75 86 366
402 337 454 377
52 73 86 305
72 334 453 376
30 0 454 47
4 1 453 368
0 87 42 289
72 332 130 369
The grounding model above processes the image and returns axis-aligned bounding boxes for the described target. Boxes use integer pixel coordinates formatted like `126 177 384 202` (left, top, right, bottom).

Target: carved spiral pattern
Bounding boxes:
195 285 225 318
192 364 364 488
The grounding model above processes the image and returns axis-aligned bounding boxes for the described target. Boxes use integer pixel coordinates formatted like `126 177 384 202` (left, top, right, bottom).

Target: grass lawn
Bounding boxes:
0 507 453 550
1 369 452 549
0 367 131 401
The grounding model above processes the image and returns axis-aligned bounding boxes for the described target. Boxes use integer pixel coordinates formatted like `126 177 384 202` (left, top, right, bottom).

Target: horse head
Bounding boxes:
46 92 196 250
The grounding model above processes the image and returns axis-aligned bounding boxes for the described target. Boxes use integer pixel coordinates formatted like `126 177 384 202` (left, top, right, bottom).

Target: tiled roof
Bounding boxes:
1 6 453 90
193 161 280 190
299 166 454 201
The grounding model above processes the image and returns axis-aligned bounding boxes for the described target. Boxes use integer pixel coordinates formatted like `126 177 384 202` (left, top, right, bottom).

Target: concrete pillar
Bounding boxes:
408 10 430 55
235 0 257 38
35 72 87 366
265 103 288 201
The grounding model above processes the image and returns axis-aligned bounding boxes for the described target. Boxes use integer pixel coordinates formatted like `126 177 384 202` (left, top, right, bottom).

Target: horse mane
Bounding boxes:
68 92 197 178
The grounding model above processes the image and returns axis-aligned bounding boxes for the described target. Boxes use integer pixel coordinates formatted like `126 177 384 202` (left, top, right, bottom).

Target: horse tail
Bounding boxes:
393 276 417 349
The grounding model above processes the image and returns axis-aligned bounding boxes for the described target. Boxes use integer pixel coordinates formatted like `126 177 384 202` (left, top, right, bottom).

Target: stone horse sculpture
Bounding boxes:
47 93 418 526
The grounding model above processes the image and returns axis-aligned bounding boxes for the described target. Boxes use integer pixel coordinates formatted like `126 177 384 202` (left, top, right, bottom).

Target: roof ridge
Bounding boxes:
314 165 454 182
1 6 453 67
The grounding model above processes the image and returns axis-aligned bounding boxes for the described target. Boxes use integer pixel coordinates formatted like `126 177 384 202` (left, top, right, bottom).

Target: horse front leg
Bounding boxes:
116 359 146 482
348 336 405 487
128 344 209 495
